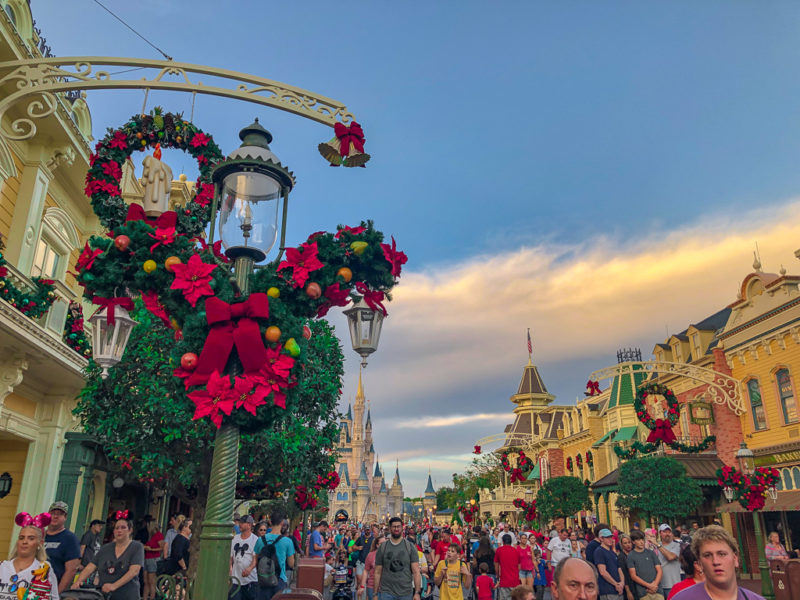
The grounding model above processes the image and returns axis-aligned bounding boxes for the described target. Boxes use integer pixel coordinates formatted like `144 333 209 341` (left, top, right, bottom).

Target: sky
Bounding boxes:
27 0 800 495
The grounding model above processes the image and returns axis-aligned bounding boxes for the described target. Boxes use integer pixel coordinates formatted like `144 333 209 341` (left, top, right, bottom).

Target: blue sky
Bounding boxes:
31 0 800 495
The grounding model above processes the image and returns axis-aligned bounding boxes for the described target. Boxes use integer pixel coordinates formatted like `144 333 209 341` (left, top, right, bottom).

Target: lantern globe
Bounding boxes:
88 304 137 378
735 442 755 475
343 299 385 368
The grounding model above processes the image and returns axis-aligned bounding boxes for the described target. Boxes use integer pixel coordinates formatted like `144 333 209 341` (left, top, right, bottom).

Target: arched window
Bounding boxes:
776 369 798 424
3 4 15 25
747 379 767 431
793 467 800 490
780 468 792 491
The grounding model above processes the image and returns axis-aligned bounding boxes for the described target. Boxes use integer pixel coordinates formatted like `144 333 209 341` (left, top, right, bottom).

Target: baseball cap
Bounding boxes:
658 524 671 532
237 515 254 525
598 528 613 538
49 501 69 514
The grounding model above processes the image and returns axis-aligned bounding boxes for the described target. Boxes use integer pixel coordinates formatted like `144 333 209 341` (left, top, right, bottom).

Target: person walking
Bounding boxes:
1 511 60 600
79 520 104 572
626 531 662 600
44 501 81 595
434 544 471 600
254 510 296 600
547 530 572 571
373 517 421 600
653 526 680 599
532 549 546 600
494 534 521 600
585 525 609 566
594 529 624 600
162 514 185 560
72 513 145 600
672 525 764 599
230 515 258 600
360 535 385 600
142 519 165 600
310 522 329 559
518 534 535 588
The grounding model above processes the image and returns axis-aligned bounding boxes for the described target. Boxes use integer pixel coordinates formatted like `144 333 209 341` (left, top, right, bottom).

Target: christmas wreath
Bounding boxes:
77 110 406 431
0 234 56 319
566 456 573 472
575 453 583 469
63 301 92 357
585 450 593 467
717 465 780 511
502 450 534 482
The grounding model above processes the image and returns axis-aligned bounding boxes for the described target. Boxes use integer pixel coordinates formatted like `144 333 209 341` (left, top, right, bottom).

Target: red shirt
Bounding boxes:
436 541 450 561
145 531 164 560
495 545 521 588
476 574 494 600
667 578 699 599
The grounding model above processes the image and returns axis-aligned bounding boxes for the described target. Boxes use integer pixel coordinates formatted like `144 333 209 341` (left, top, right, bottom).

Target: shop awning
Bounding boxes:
593 429 617 448
719 490 800 513
613 426 639 442
527 463 540 481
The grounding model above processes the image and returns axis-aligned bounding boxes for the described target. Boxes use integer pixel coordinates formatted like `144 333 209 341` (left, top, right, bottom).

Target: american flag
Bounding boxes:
527 328 532 358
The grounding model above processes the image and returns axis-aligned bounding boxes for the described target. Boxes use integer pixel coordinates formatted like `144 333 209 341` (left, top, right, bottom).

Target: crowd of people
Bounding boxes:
0 503 777 600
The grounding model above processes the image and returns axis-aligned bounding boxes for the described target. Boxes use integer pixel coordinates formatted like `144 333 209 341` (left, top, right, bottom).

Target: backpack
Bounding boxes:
257 534 283 588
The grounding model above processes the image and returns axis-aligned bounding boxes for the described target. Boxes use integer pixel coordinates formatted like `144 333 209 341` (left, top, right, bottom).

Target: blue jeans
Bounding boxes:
378 594 413 600
258 579 287 600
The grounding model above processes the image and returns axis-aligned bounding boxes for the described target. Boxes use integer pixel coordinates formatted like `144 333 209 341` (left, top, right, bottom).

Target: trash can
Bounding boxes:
785 559 800 599
771 559 792 600
296 557 325 593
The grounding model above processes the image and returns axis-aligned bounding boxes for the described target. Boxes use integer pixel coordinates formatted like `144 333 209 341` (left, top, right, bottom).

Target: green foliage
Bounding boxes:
536 476 592 523
63 301 92 358
616 456 703 522
444 454 504 509
74 306 342 504
0 233 56 319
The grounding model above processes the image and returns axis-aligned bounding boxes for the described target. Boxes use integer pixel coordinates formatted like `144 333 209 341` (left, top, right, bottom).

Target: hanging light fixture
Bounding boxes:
343 299 384 368
722 486 734 503
88 304 138 378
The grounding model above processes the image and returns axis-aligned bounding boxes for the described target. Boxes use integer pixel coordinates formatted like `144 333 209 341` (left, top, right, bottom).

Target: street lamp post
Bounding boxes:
735 442 774 600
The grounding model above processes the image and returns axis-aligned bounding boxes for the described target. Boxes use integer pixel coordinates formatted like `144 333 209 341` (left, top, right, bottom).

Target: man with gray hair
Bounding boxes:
551 557 599 600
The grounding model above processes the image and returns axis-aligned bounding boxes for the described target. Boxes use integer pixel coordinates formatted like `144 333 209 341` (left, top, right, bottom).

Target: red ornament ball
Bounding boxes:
305 282 322 299
302 325 312 340
180 352 198 371
114 235 131 251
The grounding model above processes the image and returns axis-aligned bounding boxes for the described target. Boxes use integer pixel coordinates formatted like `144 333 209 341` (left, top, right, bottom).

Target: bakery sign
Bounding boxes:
689 401 715 425
754 449 800 467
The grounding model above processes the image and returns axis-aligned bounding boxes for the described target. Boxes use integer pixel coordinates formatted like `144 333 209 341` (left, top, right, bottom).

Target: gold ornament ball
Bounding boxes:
143 260 157 273
267 287 280 298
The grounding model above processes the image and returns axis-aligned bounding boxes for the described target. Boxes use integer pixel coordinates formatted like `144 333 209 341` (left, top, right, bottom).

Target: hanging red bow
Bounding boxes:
186 294 270 387
473 445 481 454
92 296 135 325
585 380 601 396
334 121 366 157
510 467 525 483
125 203 178 228
646 418 677 444
355 282 387 316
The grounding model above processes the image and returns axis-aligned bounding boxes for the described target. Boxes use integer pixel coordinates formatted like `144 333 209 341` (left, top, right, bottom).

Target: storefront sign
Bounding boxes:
690 401 715 425
754 449 800 467
0 472 11 499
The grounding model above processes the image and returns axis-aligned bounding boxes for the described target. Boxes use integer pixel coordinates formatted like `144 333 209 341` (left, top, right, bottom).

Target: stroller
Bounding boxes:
331 562 354 600
61 590 107 600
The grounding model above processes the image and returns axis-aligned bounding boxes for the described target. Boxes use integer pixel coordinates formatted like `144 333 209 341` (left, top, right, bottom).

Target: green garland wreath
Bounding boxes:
63 301 92 358
0 235 56 319
614 435 716 459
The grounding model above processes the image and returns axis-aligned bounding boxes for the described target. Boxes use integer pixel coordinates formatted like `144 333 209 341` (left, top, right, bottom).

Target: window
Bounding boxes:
776 369 799 424
748 379 767 431
680 405 690 439
673 344 683 362
793 467 800 490
691 334 702 359
30 238 60 278
4 4 16 25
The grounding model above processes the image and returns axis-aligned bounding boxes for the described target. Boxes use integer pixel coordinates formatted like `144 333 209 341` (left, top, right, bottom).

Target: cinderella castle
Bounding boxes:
328 371 406 523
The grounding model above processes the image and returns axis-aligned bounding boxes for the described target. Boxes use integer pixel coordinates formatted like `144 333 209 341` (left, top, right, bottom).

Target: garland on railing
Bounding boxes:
614 436 716 460
717 465 780 511
0 234 57 320
63 300 92 357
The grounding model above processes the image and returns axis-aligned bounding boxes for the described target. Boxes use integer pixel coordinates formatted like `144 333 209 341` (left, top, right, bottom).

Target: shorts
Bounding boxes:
497 588 513 600
356 561 365 576
145 558 159 573
519 570 533 579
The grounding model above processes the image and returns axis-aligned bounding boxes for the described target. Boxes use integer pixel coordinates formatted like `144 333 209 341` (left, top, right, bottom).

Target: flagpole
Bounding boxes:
527 328 533 365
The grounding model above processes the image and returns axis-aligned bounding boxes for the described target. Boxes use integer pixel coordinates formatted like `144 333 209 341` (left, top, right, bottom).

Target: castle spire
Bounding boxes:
424 472 435 495
356 368 365 403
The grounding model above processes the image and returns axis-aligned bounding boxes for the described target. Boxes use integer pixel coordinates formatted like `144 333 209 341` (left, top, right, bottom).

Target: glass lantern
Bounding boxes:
722 486 734 503
88 304 137 378
343 299 385 368
736 442 755 475
768 485 778 502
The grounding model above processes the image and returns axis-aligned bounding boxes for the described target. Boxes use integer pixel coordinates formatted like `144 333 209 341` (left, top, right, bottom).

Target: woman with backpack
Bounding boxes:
253 510 295 600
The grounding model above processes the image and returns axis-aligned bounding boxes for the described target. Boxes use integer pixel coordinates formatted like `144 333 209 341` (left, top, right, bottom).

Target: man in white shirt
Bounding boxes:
230 515 258 600
547 529 572 568
654 524 681 599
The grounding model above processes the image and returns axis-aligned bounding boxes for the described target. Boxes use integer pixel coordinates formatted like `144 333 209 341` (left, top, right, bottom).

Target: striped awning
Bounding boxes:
719 490 800 513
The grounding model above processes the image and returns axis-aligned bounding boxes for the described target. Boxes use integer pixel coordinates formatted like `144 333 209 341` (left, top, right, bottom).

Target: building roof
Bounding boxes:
590 454 724 491
346 403 352 420
607 364 647 409
338 462 351 487
424 473 435 495
380 479 387 493
358 461 369 487
517 363 549 395
692 307 731 332
374 461 382 478
356 369 365 402
366 408 372 428
393 461 402 486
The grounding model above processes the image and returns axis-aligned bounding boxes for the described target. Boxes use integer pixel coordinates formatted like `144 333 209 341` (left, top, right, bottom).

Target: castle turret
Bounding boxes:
356 461 370 520
422 470 436 519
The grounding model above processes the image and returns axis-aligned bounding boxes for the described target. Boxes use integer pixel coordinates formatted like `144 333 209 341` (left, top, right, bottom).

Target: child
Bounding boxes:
532 548 547 600
475 563 493 600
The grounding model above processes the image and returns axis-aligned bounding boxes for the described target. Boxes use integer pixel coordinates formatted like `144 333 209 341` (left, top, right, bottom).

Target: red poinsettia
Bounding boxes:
335 225 366 239
148 224 177 252
190 132 210 148
109 130 128 150
380 236 407 278
89 153 99 167
76 242 103 272
316 283 351 317
170 253 216 307
173 366 193 390
102 160 122 180
232 375 270 416
0 266 7 277
306 231 327 242
194 183 214 207
277 241 324 288
84 179 121 198
255 345 295 408
188 370 236 428
141 290 171 327
194 237 230 263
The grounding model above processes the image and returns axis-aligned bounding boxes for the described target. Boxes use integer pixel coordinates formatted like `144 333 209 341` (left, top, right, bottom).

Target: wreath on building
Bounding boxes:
502 450 533 482
615 382 715 459
566 456 573 472
575 453 583 469
585 450 593 467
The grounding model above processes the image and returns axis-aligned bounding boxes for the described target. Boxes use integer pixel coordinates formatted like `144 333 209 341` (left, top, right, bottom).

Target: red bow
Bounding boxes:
585 380 601 396
473 445 481 454
510 468 524 483
355 282 387 316
186 294 270 387
125 203 178 228
92 296 135 325
334 121 366 157
646 419 677 444
115 509 129 520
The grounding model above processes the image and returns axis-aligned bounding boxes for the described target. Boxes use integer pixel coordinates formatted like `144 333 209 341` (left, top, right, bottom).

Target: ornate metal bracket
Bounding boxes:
589 361 745 416
0 56 357 140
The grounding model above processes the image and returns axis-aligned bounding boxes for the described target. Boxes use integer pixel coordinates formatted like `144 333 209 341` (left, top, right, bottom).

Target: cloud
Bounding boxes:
334 198 800 495
394 413 512 429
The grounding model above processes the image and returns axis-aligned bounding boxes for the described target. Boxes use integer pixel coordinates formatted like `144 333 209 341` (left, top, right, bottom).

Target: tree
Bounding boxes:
616 456 703 523
436 486 457 511
536 476 592 524
446 453 505 509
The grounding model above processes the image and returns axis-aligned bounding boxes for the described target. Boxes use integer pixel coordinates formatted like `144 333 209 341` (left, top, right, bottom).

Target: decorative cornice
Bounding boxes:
721 297 800 341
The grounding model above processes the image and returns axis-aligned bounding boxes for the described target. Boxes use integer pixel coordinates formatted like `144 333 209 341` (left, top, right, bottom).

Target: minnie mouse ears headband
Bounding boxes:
115 510 130 520
15 512 52 532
